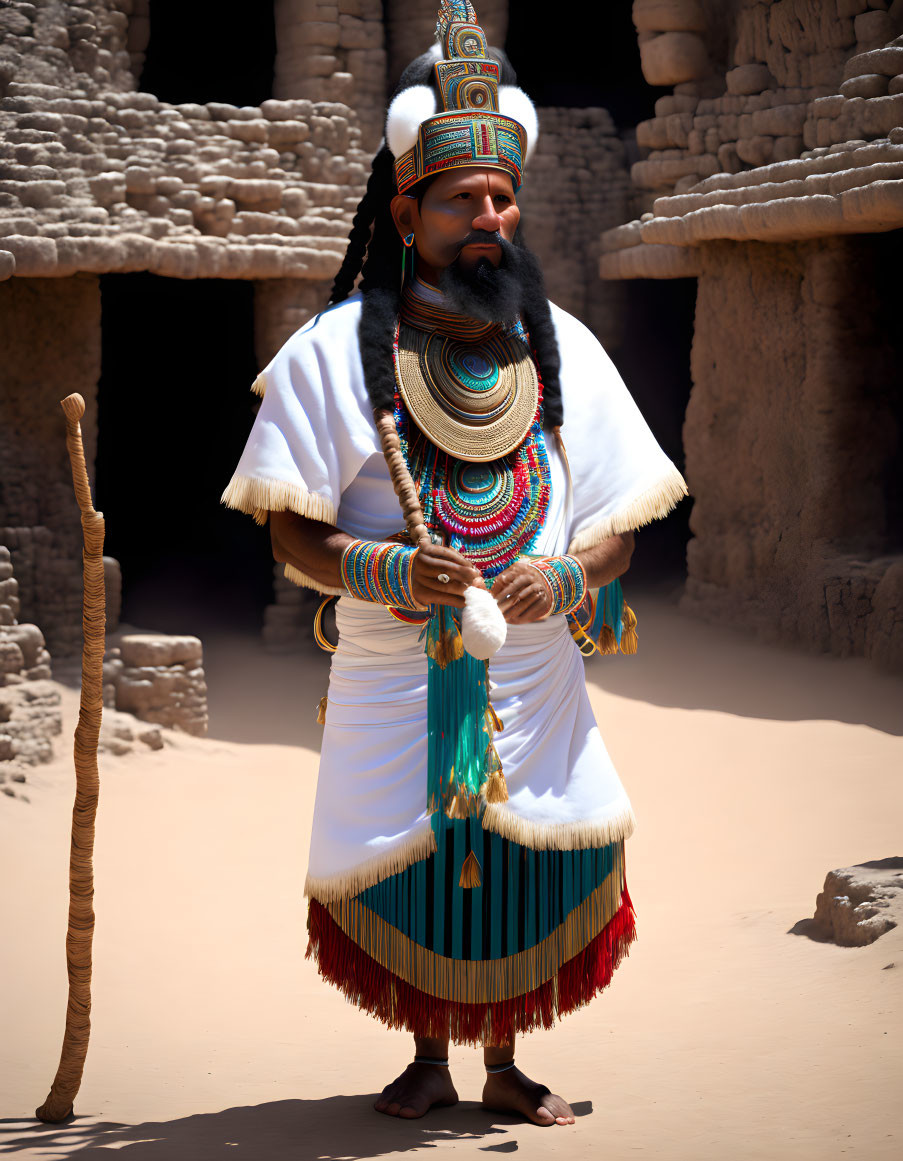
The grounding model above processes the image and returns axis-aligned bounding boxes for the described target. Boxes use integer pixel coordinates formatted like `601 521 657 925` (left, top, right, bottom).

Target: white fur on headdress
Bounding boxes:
386 85 437 159
498 85 539 161
461 585 507 660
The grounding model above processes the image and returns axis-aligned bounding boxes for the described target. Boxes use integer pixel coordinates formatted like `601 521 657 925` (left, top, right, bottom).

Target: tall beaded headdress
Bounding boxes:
385 1 539 194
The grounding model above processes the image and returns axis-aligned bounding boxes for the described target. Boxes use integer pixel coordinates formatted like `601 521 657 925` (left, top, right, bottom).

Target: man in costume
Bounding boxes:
223 1 686 1128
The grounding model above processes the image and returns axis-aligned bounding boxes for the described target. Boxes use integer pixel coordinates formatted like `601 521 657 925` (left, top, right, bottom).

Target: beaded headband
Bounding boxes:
386 1 538 195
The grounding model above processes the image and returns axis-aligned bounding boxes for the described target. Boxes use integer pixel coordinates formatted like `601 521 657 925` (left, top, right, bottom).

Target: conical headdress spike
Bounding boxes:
385 0 536 194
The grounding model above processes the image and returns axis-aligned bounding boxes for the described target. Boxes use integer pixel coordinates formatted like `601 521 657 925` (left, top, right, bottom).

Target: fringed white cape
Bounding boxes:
223 292 687 901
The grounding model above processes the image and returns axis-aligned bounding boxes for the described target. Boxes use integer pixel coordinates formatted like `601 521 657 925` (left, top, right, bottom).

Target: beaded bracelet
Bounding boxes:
340 539 420 611
528 554 587 616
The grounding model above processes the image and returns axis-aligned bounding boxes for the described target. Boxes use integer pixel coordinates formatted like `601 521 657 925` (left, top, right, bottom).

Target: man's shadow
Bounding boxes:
1 1097 593 1159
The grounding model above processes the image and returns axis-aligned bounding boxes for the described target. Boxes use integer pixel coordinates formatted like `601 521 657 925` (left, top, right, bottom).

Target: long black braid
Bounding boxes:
328 144 397 306
330 46 563 426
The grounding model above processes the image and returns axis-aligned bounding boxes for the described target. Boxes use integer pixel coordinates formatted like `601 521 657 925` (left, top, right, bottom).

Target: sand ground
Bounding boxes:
1 594 901 1160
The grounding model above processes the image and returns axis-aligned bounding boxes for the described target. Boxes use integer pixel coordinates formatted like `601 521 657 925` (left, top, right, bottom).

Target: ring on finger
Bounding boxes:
437 573 450 584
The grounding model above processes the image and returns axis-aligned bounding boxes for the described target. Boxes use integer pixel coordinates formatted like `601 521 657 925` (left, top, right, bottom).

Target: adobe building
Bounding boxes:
601 0 903 672
1 0 900 678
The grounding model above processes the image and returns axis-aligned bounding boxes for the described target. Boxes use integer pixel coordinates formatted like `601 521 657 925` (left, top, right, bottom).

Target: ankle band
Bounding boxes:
414 1055 449 1067
486 1059 516 1074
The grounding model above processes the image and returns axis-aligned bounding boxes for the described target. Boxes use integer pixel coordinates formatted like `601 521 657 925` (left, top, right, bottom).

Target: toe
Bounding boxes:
532 1105 556 1126
544 1094 574 1125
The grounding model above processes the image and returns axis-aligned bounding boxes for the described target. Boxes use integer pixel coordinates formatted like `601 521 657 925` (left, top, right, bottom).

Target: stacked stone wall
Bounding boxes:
0 0 134 97
629 0 903 203
0 275 101 654
108 633 208 736
274 0 387 150
0 82 367 279
0 546 62 799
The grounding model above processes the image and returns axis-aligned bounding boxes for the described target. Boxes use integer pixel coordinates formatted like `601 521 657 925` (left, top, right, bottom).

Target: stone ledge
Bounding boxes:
601 139 903 270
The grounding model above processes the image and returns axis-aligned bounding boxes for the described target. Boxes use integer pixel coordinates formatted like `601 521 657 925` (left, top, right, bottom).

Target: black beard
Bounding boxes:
438 236 540 327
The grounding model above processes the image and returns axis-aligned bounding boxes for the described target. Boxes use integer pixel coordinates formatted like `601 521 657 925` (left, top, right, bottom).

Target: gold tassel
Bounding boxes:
446 791 480 820
620 605 639 654
426 620 464 669
482 742 508 804
459 849 482 889
484 771 508 804
316 695 328 725
487 702 504 732
598 623 619 655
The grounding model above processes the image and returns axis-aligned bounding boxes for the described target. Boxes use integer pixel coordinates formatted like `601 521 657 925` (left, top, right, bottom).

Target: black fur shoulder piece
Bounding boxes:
358 286 401 412
515 238 563 428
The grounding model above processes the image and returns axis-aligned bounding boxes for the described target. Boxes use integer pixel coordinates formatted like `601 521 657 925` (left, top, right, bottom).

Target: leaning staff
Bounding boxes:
36 393 105 1123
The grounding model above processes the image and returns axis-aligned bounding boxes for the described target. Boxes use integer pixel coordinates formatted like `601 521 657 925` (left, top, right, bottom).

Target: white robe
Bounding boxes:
223 292 687 901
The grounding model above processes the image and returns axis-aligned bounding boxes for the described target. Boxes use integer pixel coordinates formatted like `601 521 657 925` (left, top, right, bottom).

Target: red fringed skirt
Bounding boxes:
306 814 636 1045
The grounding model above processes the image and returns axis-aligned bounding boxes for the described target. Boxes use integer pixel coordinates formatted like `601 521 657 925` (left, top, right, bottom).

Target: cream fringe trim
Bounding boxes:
220 474 338 528
567 465 688 553
481 801 636 850
305 823 438 903
283 562 344 596
251 372 267 397
325 847 625 1003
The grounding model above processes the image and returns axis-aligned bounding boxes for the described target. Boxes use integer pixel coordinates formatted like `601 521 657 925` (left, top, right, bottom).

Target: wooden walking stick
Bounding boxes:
36 393 105 1123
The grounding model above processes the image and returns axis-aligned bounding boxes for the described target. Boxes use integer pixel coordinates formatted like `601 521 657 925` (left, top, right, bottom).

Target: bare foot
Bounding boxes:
374 1062 459 1119
481 1066 575 1126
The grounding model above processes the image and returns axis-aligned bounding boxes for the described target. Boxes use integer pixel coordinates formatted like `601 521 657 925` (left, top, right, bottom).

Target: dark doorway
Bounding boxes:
508 4 692 585
506 3 667 127
610 278 697 587
96 274 273 635
140 1 276 108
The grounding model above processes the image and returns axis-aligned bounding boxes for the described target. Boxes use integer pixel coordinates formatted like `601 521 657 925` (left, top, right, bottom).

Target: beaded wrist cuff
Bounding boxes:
528 555 587 616
340 539 420 611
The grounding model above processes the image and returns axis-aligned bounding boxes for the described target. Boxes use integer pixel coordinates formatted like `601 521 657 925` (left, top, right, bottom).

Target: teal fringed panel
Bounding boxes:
425 606 494 828
356 812 620 962
588 578 625 645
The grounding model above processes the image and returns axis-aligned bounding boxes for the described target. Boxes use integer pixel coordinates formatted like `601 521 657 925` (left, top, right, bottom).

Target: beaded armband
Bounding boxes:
340 539 420 611
528 555 587 616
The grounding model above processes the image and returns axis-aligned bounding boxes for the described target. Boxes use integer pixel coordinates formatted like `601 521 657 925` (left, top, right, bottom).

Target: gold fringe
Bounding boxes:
459 849 482 888
487 703 503 732
326 846 625 1003
220 474 338 528
481 801 636 851
567 466 688 553
284 562 344 596
250 372 267 398
598 624 619 655
620 605 638 654
316 695 328 725
305 824 438 903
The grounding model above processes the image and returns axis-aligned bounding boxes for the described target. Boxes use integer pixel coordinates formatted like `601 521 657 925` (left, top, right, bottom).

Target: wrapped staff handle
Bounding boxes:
373 408 431 549
36 393 105 1123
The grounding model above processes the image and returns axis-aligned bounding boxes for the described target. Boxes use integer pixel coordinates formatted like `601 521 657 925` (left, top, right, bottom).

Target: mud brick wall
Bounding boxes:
0 275 101 654
681 234 903 667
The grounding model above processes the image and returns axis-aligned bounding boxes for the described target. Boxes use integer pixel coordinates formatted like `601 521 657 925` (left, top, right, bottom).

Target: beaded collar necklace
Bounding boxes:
401 280 503 343
393 286 550 580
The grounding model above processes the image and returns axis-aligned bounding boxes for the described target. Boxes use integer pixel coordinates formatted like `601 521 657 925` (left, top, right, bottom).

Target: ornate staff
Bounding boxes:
36 393 105 1123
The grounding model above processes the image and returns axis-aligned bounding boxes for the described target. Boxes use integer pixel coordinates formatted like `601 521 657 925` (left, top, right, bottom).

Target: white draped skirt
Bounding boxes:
305 597 636 902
